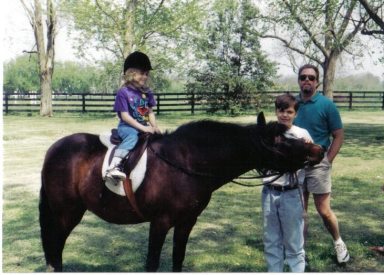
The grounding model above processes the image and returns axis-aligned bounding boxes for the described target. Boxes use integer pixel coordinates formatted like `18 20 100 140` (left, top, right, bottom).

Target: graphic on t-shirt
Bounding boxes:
130 97 150 124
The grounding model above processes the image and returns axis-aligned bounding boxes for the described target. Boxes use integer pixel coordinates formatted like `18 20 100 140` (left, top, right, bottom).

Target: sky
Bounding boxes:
2 1 384 80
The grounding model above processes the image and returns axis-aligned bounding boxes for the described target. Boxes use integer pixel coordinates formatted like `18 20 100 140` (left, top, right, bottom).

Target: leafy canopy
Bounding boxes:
186 0 277 115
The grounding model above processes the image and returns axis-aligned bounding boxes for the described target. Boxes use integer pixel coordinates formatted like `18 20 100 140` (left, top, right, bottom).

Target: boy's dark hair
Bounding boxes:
275 93 299 112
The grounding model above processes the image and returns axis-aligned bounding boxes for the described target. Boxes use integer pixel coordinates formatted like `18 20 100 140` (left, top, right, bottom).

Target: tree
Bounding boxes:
261 0 372 98
20 0 58 116
186 0 277 115
53 61 100 93
4 57 118 95
3 55 40 93
358 0 384 35
62 0 204 85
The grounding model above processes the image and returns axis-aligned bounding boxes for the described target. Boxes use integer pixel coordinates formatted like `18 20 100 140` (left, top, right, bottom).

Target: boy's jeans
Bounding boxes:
262 186 305 272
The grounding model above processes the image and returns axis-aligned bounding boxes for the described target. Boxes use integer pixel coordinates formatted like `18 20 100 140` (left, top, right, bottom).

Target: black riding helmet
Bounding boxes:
123 51 153 73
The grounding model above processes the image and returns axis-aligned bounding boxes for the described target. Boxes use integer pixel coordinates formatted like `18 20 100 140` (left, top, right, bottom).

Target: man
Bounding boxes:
294 64 350 264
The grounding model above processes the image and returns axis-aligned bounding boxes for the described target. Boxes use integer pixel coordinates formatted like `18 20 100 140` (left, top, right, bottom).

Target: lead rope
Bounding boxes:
290 171 306 211
298 184 305 211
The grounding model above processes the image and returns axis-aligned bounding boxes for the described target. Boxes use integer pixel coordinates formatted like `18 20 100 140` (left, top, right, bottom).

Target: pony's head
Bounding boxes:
254 112 324 173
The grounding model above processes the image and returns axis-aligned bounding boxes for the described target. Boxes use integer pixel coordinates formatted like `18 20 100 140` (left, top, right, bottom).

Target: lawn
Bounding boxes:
2 111 384 272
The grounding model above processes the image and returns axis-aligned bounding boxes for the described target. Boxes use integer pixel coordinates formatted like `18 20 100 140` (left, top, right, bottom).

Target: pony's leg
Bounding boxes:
146 218 172 272
39 187 86 272
172 217 197 272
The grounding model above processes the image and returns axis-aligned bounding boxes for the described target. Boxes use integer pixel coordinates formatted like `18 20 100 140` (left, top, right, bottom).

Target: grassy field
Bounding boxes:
2 111 384 272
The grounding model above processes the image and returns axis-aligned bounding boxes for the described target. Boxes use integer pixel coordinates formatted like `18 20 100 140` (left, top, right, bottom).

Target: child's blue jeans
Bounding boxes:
115 122 139 158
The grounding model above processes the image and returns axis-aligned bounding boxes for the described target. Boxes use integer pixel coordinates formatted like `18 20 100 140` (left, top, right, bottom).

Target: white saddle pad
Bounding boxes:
99 133 147 196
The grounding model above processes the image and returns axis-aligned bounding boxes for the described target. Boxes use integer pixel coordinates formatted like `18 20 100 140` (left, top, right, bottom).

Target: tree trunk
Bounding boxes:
40 72 53 116
322 54 338 100
21 0 56 116
124 0 137 58
39 0 56 116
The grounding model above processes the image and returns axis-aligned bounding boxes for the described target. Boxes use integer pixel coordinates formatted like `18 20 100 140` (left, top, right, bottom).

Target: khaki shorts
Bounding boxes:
303 155 332 194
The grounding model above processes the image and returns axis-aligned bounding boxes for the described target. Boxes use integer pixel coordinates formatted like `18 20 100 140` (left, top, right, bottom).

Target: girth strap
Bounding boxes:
123 177 145 220
121 133 150 219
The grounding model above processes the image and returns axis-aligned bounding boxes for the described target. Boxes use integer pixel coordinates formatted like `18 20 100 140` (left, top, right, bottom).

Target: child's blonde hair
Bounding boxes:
121 68 151 92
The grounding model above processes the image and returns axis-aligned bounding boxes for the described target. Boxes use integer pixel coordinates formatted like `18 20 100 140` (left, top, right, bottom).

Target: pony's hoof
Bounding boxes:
46 265 55 272
46 264 62 272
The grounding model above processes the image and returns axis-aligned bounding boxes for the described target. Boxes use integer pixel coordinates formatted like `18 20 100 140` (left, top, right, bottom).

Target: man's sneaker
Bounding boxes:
105 167 126 180
335 241 350 263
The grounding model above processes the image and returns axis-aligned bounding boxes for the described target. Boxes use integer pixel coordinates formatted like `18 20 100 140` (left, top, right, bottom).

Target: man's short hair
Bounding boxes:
298 64 320 82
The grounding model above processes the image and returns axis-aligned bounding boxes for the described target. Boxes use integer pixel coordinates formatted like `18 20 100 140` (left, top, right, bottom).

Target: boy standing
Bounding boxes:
262 93 312 272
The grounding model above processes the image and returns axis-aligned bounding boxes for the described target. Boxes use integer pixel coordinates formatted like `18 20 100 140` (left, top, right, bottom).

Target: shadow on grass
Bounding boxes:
304 174 384 272
342 123 384 159
3 120 384 272
2 182 266 272
3 175 384 272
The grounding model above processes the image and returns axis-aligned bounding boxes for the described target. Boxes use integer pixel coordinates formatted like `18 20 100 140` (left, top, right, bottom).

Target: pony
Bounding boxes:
39 112 324 272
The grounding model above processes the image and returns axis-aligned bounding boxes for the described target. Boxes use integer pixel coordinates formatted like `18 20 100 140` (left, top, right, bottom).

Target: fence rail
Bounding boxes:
3 91 384 114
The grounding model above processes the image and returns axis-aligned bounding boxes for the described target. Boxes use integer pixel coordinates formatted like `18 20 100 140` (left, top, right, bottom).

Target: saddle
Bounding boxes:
109 129 151 175
103 129 151 220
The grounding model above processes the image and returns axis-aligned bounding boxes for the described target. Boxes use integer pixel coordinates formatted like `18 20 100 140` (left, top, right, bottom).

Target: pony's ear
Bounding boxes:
257 112 266 127
265 122 288 141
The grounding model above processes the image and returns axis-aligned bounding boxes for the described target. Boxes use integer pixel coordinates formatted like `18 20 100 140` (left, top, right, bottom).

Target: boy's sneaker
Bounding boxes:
106 167 126 180
335 241 350 263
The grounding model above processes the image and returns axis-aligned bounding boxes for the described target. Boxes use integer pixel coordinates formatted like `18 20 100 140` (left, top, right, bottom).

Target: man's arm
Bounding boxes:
327 128 344 163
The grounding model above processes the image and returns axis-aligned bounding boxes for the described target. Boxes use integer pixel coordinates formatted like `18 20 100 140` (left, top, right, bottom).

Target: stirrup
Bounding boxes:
105 168 126 180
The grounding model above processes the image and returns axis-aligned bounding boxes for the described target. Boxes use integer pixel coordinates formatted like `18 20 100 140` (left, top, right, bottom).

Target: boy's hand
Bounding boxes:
302 137 312 143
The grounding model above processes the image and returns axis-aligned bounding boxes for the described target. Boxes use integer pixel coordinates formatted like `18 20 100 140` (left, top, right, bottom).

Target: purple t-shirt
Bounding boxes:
114 85 157 125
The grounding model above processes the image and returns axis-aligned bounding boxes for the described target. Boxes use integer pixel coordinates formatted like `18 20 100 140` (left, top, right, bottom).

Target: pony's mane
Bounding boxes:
162 120 251 144
150 119 287 154
148 120 258 154
175 119 246 134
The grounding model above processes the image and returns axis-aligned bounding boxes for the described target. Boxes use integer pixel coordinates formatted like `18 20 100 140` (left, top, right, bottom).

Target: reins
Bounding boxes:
231 172 284 187
147 142 285 187
148 143 226 178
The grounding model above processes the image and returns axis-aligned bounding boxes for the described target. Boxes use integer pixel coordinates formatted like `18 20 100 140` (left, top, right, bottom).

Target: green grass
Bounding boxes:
2 111 384 272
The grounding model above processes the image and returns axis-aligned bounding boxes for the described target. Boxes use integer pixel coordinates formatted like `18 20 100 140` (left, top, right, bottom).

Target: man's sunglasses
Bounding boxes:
299 74 316 81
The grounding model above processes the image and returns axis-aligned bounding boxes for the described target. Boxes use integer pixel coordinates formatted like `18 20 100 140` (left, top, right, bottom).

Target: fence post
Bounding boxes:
191 92 195 115
82 94 86 113
382 92 384 110
4 93 9 114
156 94 160 115
349 92 352 110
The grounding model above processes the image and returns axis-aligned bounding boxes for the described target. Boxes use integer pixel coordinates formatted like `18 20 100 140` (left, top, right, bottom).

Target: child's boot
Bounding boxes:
105 156 126 180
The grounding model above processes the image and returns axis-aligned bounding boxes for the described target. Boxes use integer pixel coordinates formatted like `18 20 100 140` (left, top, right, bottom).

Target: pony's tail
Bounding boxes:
39 174 61 271
39 177 51 257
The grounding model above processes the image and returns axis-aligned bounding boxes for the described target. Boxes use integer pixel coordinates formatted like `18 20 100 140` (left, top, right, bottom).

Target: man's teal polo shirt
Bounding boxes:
294 92 343 149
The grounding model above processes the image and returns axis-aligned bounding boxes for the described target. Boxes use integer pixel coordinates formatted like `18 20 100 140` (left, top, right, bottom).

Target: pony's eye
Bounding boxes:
274 136 283 143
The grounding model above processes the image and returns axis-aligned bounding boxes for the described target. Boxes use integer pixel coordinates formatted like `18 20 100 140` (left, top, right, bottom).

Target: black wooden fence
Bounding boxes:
3 91 384 114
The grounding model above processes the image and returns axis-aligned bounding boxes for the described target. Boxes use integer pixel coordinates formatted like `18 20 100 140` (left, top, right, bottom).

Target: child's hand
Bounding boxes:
153 126 161 134
143 126 155 134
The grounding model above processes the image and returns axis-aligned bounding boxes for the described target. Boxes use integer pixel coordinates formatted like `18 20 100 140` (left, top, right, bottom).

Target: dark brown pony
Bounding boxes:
40 112 323 272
